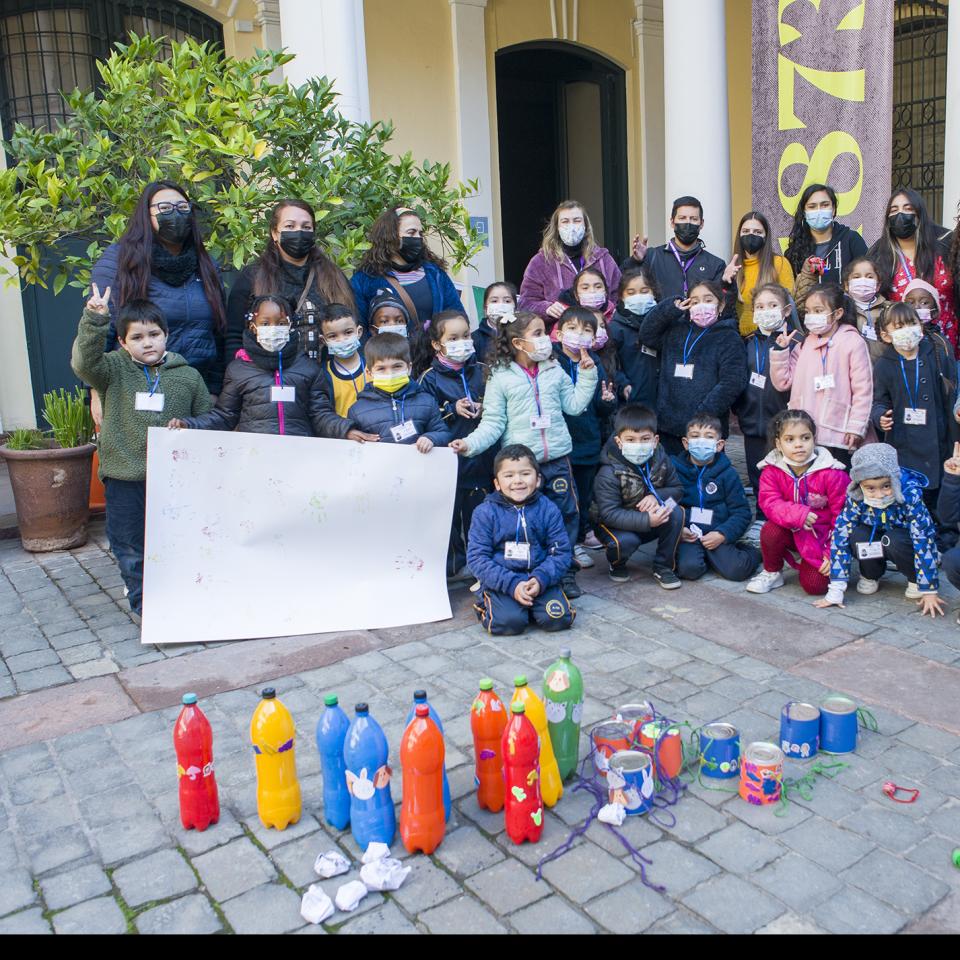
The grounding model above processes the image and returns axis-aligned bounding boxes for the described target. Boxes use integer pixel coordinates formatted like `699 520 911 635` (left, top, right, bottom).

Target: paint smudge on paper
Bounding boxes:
172 449 189 462
308 493 327 523
394 551 425 577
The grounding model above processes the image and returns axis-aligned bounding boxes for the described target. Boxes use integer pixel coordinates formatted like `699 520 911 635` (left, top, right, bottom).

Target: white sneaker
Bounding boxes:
574 544 595 569
857 577 879 595
904 582 922 600
746 569 784 594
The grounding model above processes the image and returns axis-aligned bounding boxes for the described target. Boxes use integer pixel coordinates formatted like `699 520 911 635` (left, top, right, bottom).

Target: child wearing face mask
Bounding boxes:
449 310 598 599
474 282 518 364
168 295 367 442
590 403 684 587
817 443 943 617
639 279 748 456
611 267 661 408
843 258 888 360
673 414 761 581
746 409 848 596
318 303 366 417
560 266 615 323
903 278 955 360
769 283 873 468
418 310 494 579
368 288 414 338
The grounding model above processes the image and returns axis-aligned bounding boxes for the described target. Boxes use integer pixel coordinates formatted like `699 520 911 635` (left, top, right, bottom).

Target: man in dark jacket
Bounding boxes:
591 404 684 587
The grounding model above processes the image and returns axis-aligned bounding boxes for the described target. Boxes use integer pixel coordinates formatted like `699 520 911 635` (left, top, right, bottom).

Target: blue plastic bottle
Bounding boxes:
406 689 451 822
316 694 351 830
343 702 396 851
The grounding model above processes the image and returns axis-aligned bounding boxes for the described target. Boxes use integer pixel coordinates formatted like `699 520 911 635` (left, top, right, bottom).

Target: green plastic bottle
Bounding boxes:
542 648 584 780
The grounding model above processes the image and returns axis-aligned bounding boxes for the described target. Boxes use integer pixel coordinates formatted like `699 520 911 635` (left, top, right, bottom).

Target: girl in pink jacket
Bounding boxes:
769 283 873 468
746 410 849 597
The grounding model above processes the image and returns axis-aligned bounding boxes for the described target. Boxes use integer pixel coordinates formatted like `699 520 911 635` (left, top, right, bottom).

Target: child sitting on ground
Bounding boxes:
817 443 942 617
590 403 684 588
673 414 760 582
467 444 574 635
71 286 212 619
319 303 367 418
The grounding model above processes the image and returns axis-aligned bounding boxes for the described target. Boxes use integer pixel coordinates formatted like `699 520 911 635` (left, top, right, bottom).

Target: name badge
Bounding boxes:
674 364 694 379
689 523 704 540
662 497 677 514
135 392 164 412
863 325 877 341
749 372 767 389
390 419 418 442
530 414 552 430
857 541 884 560
504 541 531 562
271 386 295 403
814 374 836 392
690 507 714 525
641 345 658 357
904 408 927 426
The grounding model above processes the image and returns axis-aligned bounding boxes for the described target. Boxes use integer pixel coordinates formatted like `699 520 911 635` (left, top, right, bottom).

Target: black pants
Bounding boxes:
743 434 770 520
849 525 915 582
825 445 852 469
596 507 684 571
449 483 489 577
104 478 146 616
676 540 761 582
942 546 960 590
540 456 580 559
571 463 598 543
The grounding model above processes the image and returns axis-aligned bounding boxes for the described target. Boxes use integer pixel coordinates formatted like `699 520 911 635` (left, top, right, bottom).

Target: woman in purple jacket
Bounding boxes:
519 200 621 323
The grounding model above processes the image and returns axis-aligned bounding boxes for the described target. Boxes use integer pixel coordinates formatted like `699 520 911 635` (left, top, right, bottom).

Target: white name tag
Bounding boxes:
662 497 677 514
390 419 418 442
641 345 658 357
689 523 704 539
504 541 531 562
814 374 836 392
690 507 714 525
857 541 885 560
530 414 552 430
749 372 767 389
904 408 927 426
271 386 295 403
135 392 164 412
674 364 694 379
863 325 877 341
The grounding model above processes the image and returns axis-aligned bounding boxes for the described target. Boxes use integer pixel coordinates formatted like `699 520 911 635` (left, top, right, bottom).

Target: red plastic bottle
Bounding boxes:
471 678 508 812
501 702 543 845
399 703 446 854
174 692 219 831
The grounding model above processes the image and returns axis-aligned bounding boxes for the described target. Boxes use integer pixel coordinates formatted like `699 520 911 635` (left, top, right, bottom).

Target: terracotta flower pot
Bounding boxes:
0 441 96 552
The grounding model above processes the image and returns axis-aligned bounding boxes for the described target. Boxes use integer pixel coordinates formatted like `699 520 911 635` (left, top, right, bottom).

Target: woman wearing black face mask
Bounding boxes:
224 199 355 359
350 204 465 333
866 188 957 356
732 211 795 336
91 180 227 396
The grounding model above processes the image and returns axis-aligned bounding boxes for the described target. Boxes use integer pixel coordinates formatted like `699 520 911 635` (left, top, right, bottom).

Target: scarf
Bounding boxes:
151 240 199 288
241 327 300 372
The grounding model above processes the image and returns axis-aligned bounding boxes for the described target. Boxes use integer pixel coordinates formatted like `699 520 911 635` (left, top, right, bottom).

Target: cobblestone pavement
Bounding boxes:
1 443 959 933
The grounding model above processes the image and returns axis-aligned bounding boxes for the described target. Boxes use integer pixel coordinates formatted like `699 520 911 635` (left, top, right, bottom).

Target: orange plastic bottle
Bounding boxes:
511 675 563 807
399 703 446 854
471 678 508 812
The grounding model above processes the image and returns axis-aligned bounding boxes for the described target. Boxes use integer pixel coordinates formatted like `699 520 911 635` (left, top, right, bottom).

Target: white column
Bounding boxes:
662 0 731 255
450 0 496 323
277 0 370 124
943 4 960 227
634 1 665 245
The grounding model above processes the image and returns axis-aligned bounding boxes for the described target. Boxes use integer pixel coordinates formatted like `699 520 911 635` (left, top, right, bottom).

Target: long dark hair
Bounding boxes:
768 408 817 451
357 204 448 275
116 180 226 331
412 309 468 378
784 183 838 277
734 211 778 292
488 310 541 380
866 188 941 289
802 282 857 327
251 199 355 308
617 264 661 303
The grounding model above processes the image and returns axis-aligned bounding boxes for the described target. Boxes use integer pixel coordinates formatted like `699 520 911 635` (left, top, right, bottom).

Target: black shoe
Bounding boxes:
562 572 582 599
653 567 681 590
608 563 631 583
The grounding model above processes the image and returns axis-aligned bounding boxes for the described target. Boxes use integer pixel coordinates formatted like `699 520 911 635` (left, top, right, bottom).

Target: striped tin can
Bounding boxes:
780 701 821 761
590 721 633 779
699 722 740 779
639 721 683 780
614 702 655 743
607 750 655 815
739 741 783 805
819 695 858 755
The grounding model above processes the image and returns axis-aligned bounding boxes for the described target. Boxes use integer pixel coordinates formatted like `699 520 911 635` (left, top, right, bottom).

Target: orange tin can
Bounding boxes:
590 721 633 779
639 721 683 780
739 741 783 806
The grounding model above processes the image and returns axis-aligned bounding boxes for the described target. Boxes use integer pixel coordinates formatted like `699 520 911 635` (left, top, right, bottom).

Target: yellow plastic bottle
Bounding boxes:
511 675 563 807
250 687 301 830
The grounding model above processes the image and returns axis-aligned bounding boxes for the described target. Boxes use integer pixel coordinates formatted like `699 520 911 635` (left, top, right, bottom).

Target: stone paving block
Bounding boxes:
585 877 675 933
656 795 729 843
634 838 720 895
338 901 418 935
726 795 812 834
458 798 506 837
682 874 785 934
433 824 505 878
874 742 944 780
269 831 343 889
390 856 462 915
903 891 960 934
844 848 951 915
842 803 930 853
539 842 634 904
68 658 120 680
193 837 277 902
752 852 843 912
135 893 222 935
80 783 152 827
15 795 78 837
815 886 908 934
113 848 197 907
14 664 72 693
683 689 739 722
647 906 716 934
8 768 64 806
64 759 135 800
779 818 875 873
746 689 789 718
757 913 826 934
57 642 107 666
508 895 596 934
222 883 304 935
52 896 127 935
0 907 52 934
90 816 171 867
787 778 865 820
698 822 784 874
0 868 37 917
419 894 507 934
904 834 960 887
40 863 111 911
243 813 321 851
673 660 730 686
493 810 575 867
897 723 960 757
464 858 549 915
646 678 699 703
551 785 600 826
6 649 60 673
23 825 91 876
583 814 662 859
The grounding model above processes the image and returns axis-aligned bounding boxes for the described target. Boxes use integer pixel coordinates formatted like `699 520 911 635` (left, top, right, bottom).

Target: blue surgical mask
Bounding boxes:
327 336 360 358
624 292 656 316
620 441 655 465
687 438 718 462
805 209 834 231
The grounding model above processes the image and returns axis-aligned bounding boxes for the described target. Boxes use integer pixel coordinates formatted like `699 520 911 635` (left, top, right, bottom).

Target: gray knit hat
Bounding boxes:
847 442 902 501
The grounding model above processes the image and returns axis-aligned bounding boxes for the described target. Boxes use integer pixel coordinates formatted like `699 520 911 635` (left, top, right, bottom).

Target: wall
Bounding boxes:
726 0 752 253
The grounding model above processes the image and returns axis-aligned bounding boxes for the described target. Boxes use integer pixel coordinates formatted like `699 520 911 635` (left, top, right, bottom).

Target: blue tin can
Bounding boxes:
780 701 820 761
699 722 740 779
607 750 655 815
819 695 858 755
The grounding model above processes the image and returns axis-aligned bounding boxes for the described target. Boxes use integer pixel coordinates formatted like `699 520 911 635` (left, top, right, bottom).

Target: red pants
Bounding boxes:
760 521 829 596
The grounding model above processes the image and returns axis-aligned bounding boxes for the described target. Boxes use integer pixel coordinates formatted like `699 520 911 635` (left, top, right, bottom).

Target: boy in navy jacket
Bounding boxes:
672 414 761 581
468 444 574 635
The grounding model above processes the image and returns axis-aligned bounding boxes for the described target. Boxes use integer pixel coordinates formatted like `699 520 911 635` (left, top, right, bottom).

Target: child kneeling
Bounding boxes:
468 444 574 635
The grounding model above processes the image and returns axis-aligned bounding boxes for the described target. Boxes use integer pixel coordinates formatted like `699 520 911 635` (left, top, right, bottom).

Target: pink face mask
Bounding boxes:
594 326 609 348
689 303 718 328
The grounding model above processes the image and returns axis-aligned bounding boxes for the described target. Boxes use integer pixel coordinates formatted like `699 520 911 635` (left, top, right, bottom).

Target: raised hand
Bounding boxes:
631 234 649 261
86 282 111 315
578 348 596 371
546 301 567 320
600 381 616 402
776 329 798 349
674 298 692 312
722 255 742 285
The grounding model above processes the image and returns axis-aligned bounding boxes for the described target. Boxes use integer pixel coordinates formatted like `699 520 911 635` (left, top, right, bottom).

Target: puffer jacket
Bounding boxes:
349 379 450 446
851 296 890 363
350 262 464 327
519 246 621 320
757 447 849 568
467 490 572 595
590 439 683 534
553 346 617 465
472 318 498 365
672 450 752 543
609 305 660 408
463 359 597 463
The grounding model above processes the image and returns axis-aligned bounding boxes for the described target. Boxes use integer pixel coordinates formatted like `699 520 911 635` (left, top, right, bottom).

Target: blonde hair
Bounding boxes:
541 200 597 263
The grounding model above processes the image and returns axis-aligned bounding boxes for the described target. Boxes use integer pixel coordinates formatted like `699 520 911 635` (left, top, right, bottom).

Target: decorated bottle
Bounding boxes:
511 675 563 807
470 678 508 812
174 693 219 831
543 648 584 780
501 702 543 845
399 704 446 854
343 703 396 850
250 688 301 830
405 689 451 821
316 694 350 830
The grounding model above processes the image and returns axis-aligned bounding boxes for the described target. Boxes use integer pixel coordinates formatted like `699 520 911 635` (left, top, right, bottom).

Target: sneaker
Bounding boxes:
583 530 603 550
469 579 482 593
904 582 922 600
856 577 879 595
573 544 595 569
562 572 583 599
653 567 681 590
746 569 784 594
608 563 631 583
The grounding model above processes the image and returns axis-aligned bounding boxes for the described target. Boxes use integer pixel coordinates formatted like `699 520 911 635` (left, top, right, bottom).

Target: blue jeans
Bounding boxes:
104 478 146 616
474 585 574 636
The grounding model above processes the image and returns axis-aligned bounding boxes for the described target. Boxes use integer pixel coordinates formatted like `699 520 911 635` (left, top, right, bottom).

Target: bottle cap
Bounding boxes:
413 689 427 701
514 674 528 687
415 704 430 717
182 693 198 705
560 647 572 659
261 688 276 700
324 694 339 707
511 702 525 714
355 702 369 714
479 678 493 691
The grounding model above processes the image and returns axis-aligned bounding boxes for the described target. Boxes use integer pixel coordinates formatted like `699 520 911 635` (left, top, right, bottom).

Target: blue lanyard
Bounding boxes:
568 356 579 385
668 242 697 296
391 393 407 425
754 336 766 376
682 327 708 366
334 356 366 399
277 351 285 388
142 365 161 396
896 248 914 281
867 515 883 544
640 465 664 506
696 467 708 511
459 369 473 404
899 355 920 409
514 508 528 544
820 337 834 376
792 473 809 504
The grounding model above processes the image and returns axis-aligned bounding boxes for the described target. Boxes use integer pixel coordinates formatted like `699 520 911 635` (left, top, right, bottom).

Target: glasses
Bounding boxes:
150 201 192 215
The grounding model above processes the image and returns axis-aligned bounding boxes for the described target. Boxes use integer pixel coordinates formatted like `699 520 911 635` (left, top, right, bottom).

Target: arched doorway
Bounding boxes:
495 41 628 287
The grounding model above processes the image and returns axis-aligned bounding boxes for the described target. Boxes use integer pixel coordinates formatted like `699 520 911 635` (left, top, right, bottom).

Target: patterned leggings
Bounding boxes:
760 521 829 596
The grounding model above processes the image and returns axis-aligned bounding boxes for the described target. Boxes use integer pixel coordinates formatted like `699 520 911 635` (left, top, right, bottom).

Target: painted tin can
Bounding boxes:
607 750 655 815
780 701 821 761
819 696 858 755
639 721 683 780
590 721 633 779
699 722 740 779
614 702 654 743
739 741 783 805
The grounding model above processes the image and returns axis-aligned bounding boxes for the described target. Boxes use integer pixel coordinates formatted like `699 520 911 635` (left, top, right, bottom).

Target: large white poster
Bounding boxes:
141 427 458 645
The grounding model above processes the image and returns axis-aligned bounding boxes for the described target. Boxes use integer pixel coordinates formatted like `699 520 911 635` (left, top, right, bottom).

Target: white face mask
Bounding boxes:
559 223 586 247
620 441 655 465
624 292 656 315
579 291 606 309
256 324 291 352
890 325 923 351
444 339 475 363
805 313 831 335
378 323 408 338
561 331 592 350
486 301 516 320
863 493 896 509
916 307 933 322
523 335 553 362
754 308 785 334
848 278 878 302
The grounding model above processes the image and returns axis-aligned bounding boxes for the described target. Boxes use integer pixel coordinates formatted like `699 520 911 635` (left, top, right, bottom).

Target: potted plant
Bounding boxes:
0 387 96 551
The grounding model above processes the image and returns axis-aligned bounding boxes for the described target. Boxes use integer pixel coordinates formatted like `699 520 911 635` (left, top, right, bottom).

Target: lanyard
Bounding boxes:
334 356 366 399
899 355 920 409
277 351 285 388
514 508 529 544
640 465 664 506
459 369 473 404
682 327 708 366
867 516 883 544
142 365 161 396
522 367 543 416
668 242 697 296
896 248 914 282
567 355 579 386
696 467 708 511
754 336 766 376
819 337 834 376
391 393 407 425
792 473 810 504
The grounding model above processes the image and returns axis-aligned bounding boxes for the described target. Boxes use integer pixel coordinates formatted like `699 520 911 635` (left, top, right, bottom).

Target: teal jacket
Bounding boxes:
464 359 597 463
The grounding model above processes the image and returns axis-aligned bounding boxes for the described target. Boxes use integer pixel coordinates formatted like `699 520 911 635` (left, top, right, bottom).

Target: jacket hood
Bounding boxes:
612 306 645 331
673 449 735 483
760 445 846 477
485 489 542 510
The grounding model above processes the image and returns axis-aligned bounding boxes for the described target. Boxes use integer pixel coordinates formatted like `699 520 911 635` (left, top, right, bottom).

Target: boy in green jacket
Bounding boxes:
71 284 211 620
